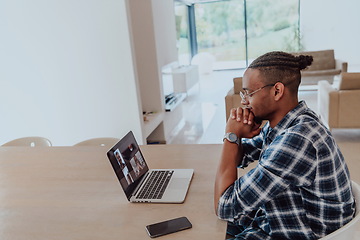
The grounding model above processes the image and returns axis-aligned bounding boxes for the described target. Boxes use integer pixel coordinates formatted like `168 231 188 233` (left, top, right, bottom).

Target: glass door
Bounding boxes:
194 0 247 70
176 0 301 70
246 0 300 63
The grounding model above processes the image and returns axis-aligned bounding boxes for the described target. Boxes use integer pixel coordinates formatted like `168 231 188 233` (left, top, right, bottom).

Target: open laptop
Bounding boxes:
107 131 194 203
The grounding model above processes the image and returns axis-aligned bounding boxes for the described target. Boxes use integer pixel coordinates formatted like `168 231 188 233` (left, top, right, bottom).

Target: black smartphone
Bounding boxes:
145 216 192 238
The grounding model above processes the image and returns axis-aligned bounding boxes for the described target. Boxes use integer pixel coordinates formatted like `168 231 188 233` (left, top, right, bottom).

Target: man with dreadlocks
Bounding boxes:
214 51 355 240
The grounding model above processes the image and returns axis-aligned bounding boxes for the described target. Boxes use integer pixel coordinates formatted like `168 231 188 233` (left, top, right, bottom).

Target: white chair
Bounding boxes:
2 137 52 147
73 138 119 147
191 52 216 75
319 180 360 239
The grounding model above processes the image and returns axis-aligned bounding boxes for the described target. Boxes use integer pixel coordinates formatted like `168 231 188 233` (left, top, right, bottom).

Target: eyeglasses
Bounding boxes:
239 84 275 101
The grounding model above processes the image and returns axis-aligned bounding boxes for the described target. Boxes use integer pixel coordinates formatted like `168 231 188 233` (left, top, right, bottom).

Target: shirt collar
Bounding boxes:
265 101 309 142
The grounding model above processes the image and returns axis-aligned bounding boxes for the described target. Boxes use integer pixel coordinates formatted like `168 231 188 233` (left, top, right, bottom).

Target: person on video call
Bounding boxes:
214 51 355 240
115 151 127 170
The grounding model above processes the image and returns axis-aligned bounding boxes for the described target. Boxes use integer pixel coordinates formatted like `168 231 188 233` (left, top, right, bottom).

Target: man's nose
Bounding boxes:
241 98 249 105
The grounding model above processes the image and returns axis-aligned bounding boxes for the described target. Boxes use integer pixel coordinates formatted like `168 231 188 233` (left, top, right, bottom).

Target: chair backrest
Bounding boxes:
293 49 335 71
319 180 360 239
2 137 52 147
73 138 119 147
233 77 243 94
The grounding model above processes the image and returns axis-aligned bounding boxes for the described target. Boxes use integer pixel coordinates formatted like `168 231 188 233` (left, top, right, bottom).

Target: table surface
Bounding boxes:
0 144 226 240
1 142 359 240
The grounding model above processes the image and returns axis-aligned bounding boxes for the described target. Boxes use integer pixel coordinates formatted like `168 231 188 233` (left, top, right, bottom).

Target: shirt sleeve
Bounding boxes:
239 126 267 168
217 131 317 223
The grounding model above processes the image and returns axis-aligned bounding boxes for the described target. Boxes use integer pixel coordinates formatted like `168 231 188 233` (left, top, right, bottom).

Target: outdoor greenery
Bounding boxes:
175 0 302 68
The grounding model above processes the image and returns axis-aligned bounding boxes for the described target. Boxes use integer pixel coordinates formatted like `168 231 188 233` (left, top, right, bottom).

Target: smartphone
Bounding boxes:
145 216 192 238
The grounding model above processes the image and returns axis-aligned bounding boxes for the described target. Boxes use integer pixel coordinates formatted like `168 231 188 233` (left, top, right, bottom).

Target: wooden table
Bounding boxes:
2 142 359 239
0 144 226 240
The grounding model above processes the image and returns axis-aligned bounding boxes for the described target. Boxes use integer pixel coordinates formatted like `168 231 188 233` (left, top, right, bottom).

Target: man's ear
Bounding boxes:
274 82 285 101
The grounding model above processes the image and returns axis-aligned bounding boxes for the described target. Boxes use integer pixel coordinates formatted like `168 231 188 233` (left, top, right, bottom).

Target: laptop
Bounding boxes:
107 131 194 203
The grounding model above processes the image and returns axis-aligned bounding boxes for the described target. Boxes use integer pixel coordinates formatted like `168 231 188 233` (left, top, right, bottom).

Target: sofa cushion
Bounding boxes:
339 73 360 90
293 49 335 71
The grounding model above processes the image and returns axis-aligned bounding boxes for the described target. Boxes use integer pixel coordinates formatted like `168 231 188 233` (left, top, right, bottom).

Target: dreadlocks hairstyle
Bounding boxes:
248 51 313 93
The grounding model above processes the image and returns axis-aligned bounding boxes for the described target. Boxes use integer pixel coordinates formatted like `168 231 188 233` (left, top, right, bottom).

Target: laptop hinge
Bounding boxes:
131 171 149 198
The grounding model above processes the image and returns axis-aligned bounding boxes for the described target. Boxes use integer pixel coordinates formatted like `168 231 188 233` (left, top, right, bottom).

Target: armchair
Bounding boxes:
225 77 246 120
318 72 360 129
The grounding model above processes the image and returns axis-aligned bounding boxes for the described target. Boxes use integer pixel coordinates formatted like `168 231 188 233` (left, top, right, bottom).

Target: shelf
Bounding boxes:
143 111 165 138
165 93 186 112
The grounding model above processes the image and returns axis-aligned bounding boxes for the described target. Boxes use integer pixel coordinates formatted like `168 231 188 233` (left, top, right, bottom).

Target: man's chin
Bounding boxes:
247 108 265 124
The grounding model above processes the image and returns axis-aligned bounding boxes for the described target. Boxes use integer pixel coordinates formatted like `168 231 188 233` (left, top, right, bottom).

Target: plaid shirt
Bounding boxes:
218 101 355 240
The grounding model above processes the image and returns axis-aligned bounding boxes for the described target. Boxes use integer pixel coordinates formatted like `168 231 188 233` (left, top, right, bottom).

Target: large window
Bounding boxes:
194 1 247 69
246 0 301 62
175 2 191 65
175 0 300 70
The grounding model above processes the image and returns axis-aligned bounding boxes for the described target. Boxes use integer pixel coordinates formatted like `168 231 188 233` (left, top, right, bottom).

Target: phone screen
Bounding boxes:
145 217 192 238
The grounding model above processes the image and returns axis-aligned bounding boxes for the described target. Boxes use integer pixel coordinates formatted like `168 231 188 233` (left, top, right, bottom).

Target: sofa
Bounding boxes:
318 72 360 129
225 77 245 120
292 49 347 85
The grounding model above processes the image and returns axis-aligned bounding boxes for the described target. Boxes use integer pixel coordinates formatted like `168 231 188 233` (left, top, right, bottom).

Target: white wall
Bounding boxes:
152 0 178 69
301 0 360 69
127 0 178 114
127 0 164 114
0 0 143 145
127 0 179 143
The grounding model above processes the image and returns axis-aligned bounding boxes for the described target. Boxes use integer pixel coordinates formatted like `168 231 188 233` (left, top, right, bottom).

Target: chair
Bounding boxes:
225 77 246 120
319 180 360 239
2 137 52 147
191 52 216 75
73 138 119 147
292 49 347 85
318 72 360 129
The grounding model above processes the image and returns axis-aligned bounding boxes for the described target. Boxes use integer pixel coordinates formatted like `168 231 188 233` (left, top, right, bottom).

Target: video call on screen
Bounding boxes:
112 143 147 189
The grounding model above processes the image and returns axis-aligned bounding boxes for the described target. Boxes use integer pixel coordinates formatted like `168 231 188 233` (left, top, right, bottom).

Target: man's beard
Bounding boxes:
254 116 263 124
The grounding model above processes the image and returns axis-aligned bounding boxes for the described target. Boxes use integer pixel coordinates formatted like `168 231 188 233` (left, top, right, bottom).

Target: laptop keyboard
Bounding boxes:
137 170 174 199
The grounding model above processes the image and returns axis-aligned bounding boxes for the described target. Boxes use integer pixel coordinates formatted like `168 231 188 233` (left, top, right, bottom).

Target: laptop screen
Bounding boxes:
107 131 149 199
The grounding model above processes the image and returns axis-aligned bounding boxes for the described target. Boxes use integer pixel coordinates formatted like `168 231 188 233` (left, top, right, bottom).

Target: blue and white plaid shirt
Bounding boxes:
218 101 355 240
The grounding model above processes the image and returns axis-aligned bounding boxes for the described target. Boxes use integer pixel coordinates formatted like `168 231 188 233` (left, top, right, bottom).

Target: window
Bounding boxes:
194 0 247 69
246 0 301 62
175 2 191 65
175 0 300 70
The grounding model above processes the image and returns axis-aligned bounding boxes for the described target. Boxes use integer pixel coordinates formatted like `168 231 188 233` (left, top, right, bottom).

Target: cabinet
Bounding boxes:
172 65 199 94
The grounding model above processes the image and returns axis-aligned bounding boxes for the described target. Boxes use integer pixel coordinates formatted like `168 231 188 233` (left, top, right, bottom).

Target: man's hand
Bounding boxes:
226 107 261 139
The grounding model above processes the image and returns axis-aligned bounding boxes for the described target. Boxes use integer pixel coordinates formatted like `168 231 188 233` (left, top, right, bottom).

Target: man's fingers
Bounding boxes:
247 111 255 125
236 107 243 122
230 108 237 120
230 107 256 125
243 107 257 124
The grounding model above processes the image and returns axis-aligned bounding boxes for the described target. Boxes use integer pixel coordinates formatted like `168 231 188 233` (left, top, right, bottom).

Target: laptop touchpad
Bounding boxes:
169 178 188 189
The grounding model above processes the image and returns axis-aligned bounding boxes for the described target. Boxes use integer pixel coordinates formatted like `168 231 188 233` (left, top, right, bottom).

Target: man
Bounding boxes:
214 51 355 240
